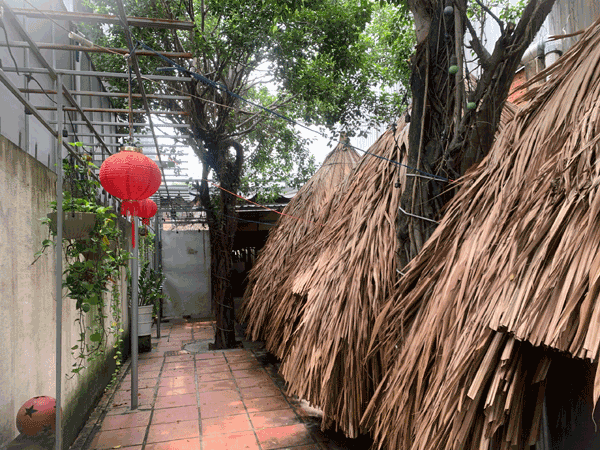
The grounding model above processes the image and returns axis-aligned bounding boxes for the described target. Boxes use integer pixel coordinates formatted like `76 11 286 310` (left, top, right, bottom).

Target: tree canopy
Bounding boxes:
80 0 413 197
78 0 413 347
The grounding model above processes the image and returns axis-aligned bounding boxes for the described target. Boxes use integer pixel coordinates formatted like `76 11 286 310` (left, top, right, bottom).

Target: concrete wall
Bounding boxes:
0 134 131 449
547 0 600 51
161 230 211 319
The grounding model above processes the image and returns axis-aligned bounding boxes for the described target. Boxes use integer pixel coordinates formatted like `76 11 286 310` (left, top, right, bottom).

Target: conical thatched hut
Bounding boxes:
266 116 410 438
240 135 361 341
363 17 600 450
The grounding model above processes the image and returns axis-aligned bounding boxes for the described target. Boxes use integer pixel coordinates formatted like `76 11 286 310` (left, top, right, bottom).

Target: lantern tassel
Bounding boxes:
121 200 139 217
120 201 139 248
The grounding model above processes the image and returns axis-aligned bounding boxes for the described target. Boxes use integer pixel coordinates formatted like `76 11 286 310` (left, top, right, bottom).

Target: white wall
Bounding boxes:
161 230 212 319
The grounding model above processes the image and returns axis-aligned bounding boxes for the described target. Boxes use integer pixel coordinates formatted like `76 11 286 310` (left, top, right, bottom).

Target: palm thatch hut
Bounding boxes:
240 135 361 341
363 16 600 450
267 116 410 439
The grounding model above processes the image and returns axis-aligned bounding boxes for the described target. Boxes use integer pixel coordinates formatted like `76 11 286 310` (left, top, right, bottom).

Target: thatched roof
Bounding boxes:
268 116 410 438
363 17 600 450
240 135 361 341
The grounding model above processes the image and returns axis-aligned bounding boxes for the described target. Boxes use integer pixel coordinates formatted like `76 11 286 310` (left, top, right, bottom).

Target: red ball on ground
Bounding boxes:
16 396 57 436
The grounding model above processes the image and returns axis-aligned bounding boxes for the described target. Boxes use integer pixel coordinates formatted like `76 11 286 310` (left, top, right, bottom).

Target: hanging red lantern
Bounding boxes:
16 396 59 436
99 146 161 215
99 146 161 247
138 198 158 226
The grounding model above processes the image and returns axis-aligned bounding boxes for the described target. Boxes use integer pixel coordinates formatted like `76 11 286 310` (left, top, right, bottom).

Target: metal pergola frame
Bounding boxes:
0 1 197 447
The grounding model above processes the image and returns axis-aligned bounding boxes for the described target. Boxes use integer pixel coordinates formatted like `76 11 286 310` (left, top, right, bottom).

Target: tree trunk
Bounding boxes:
195 136 243 350
399 0 456 268
399 0 557 267
208 175 240 349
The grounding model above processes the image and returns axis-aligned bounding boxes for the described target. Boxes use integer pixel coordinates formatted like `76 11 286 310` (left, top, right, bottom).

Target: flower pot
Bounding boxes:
80 238 118 261
47 211 96 240
138 305 153 337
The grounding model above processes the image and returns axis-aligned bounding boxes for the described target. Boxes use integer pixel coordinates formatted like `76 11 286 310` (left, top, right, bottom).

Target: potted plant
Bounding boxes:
47 209 96 240
46 149 106 240
138 260 157 335
128 260 165 352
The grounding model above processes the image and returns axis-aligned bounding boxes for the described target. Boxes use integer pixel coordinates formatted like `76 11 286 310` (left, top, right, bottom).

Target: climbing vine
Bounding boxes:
34 147 130 376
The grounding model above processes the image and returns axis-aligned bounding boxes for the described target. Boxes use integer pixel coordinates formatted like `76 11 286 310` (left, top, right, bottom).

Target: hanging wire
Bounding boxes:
398 206 439 224
0 9 20 76
406 173 449 181
127 65 134 143
201 179 325 227
124 49 138 145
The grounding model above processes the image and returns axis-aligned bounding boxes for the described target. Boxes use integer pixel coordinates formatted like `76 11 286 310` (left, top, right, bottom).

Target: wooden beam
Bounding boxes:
10 7 195 31
1 40 193 58
20 88 189 101
34 106 189 115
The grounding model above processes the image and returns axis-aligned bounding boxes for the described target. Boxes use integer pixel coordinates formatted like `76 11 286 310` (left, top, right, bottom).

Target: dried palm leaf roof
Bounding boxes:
364 16 600 450
240 135 361 341
268 116 410 439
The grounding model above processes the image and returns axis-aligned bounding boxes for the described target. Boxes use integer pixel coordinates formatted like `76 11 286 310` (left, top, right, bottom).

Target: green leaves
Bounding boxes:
78 0 410 200
34 154 131 378
467 0 527 27
240 115 317 199
138 259 167 307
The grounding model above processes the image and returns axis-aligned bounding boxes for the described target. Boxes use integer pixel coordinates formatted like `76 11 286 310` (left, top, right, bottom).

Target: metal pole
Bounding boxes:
155 212 160 339
54 73 63 450
131 216 139 409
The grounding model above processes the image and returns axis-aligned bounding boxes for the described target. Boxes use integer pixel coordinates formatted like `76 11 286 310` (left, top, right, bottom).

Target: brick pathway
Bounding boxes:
70 319 373 450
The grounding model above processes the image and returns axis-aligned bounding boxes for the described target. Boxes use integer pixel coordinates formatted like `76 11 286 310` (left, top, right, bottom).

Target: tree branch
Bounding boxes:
158 0 187 54
452 0 557 172
234 93 300 131
229 121 265 138
464 15 491 69
472 0 504 34
197 164 215 226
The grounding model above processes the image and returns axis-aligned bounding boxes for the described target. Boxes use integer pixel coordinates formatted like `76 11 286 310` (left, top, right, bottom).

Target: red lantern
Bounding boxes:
138 198 158 226
99 146 161 247
16 396 59 436
99 146 161 215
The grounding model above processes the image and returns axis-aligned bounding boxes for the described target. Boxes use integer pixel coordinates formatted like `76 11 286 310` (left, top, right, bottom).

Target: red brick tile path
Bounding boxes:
70 319 373 450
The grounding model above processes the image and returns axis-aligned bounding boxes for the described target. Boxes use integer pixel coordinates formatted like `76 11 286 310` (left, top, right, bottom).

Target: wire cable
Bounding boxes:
0 14 20 75
25 74 57 104
398 206 439 224
227 214 276 227
202 179 325 227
